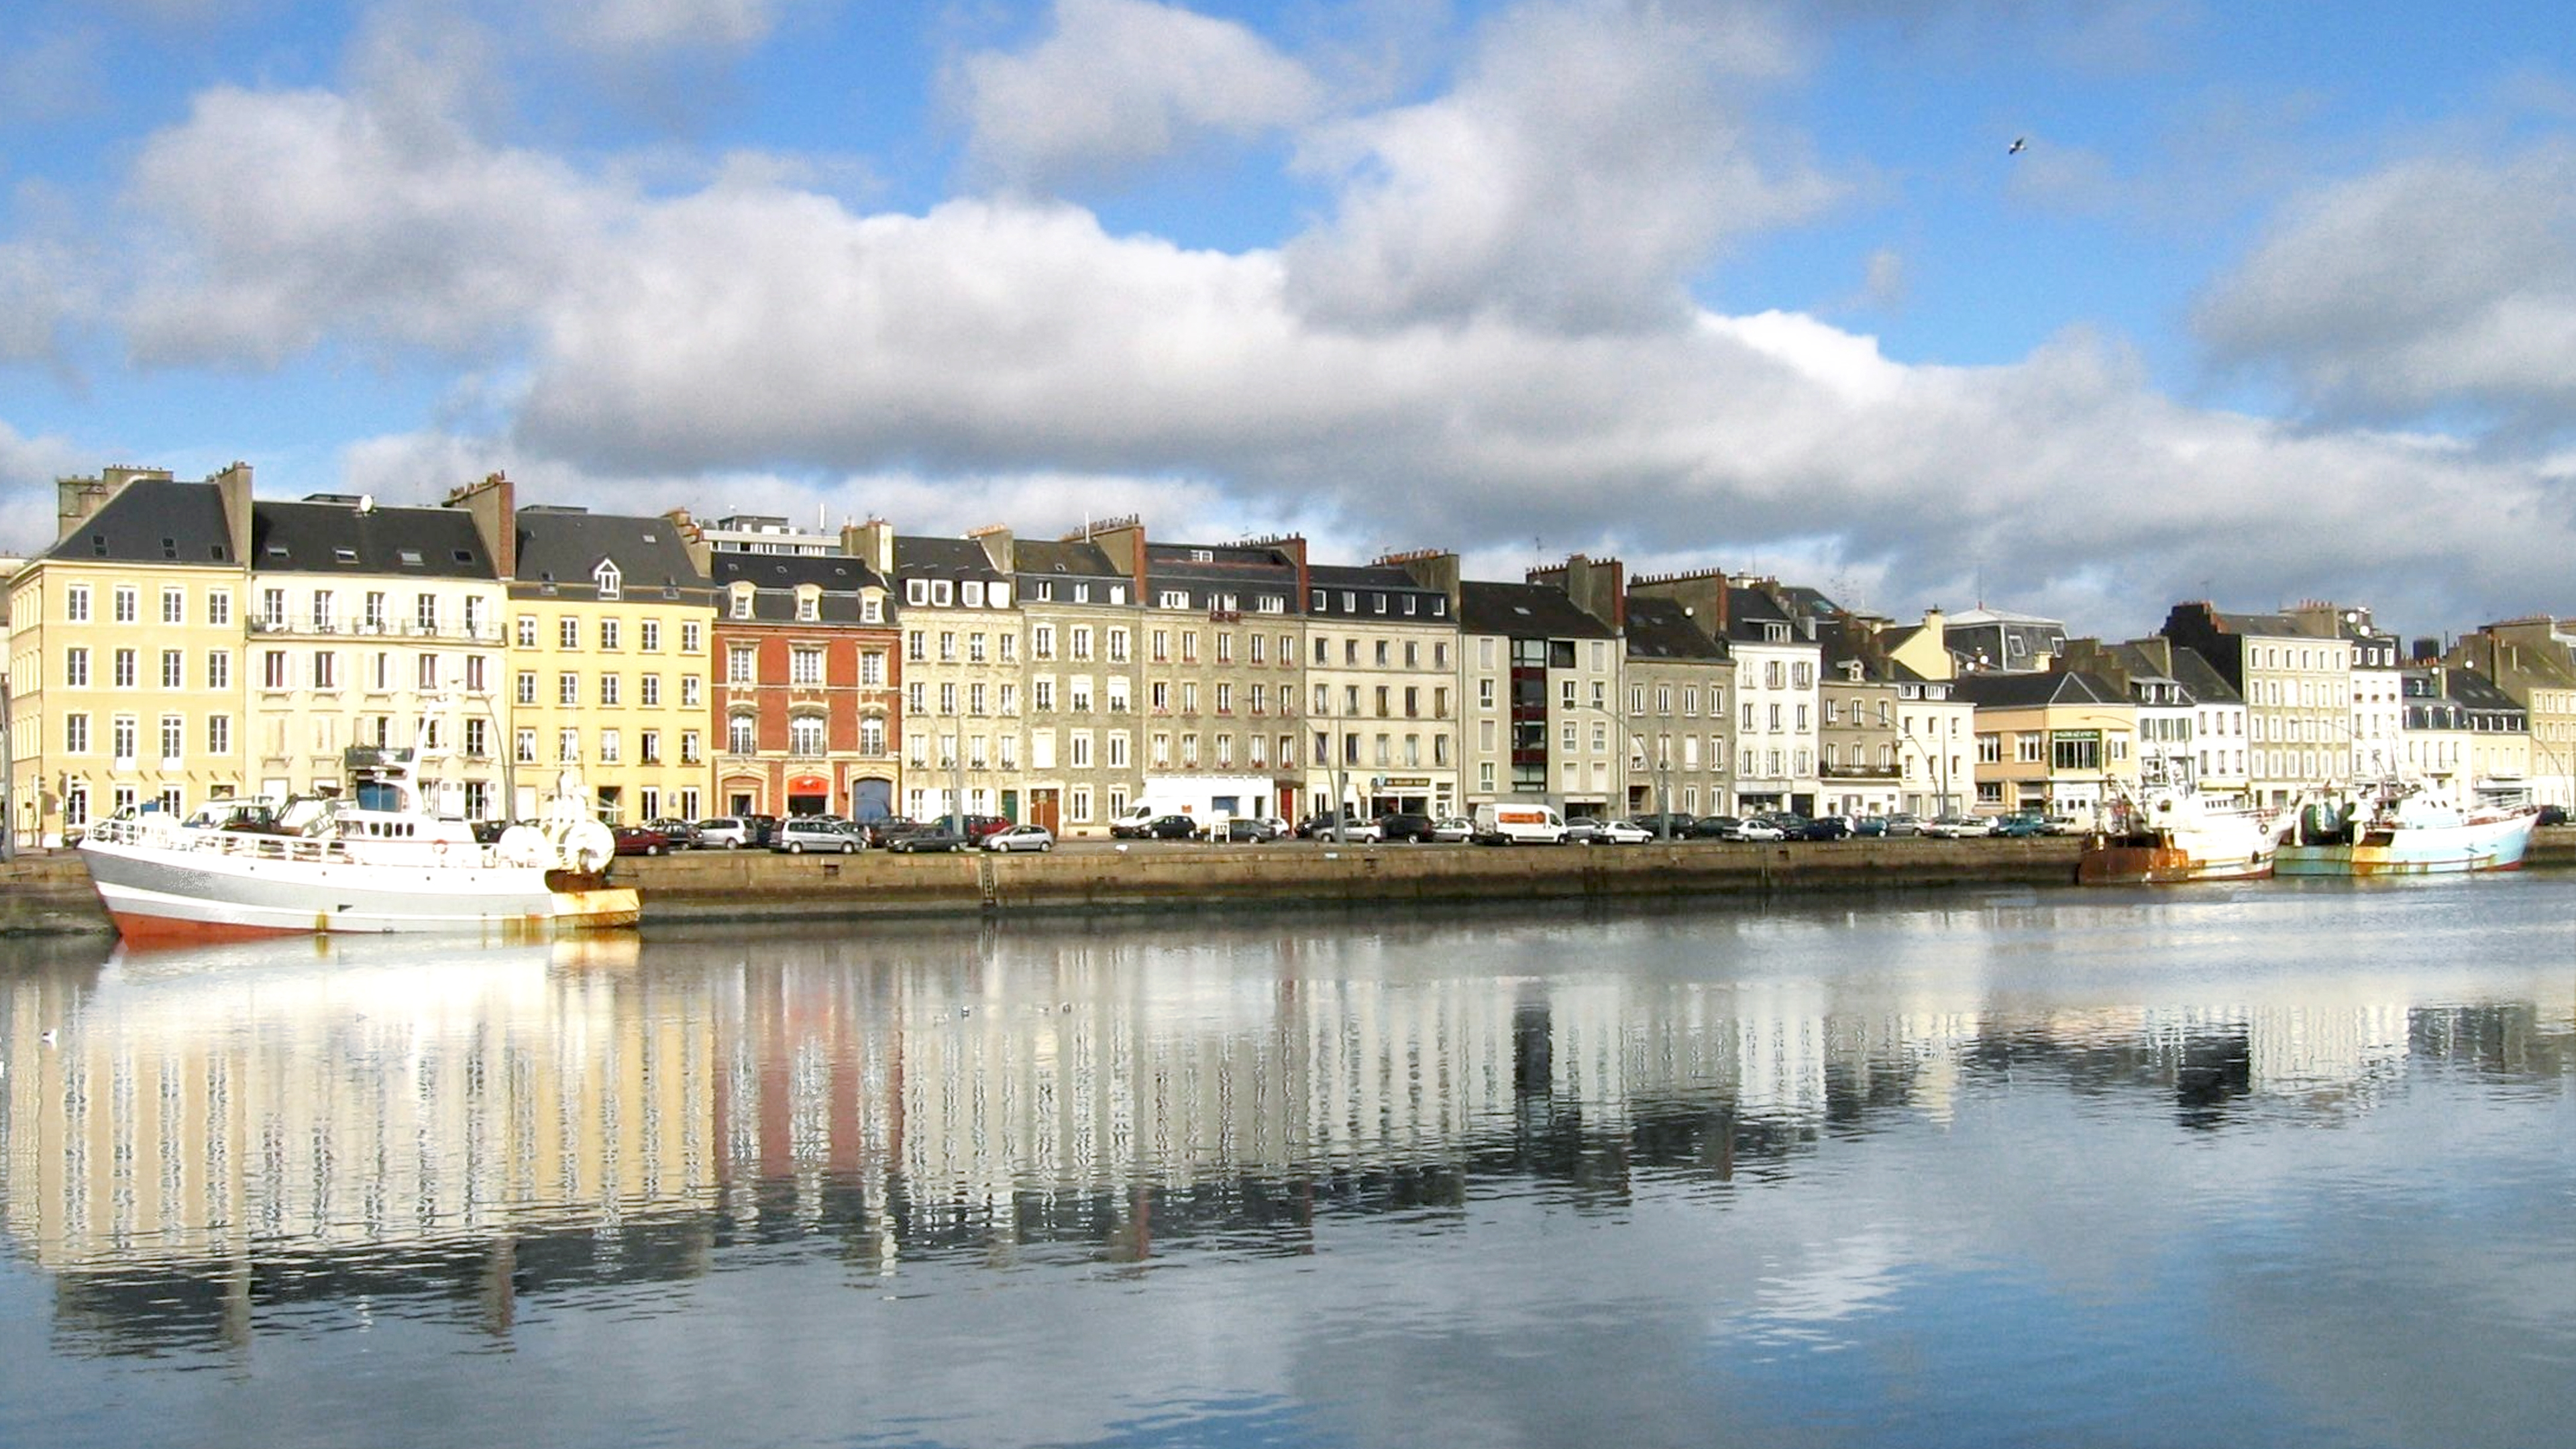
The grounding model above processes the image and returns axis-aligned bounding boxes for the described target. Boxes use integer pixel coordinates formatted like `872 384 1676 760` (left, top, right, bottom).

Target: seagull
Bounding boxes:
2007 137 2027 155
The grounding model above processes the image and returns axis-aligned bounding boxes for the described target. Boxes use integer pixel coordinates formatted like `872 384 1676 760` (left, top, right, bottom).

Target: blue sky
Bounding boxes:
5 0 2573 637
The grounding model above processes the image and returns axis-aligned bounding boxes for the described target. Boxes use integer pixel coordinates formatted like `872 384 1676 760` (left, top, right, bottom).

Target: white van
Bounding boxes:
1472 802 1567 845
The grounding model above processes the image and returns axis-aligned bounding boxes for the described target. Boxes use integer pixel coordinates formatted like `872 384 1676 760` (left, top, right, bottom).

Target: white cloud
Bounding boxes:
553 0 778 57
2196 144 2576 423
1282 0 1835 332
0 420 87 555
119 85 618 366
951 0 1324 190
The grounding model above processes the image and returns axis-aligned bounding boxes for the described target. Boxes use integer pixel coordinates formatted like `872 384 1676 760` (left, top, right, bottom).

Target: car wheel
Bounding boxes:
1040 841 1053 852
790 842 804 854
840 842 855 855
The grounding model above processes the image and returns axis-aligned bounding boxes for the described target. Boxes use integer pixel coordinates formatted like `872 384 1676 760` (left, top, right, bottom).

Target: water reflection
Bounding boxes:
1 884 2571 1373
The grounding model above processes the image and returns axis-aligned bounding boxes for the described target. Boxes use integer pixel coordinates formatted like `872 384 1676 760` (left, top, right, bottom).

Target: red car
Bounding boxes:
612 824 678 856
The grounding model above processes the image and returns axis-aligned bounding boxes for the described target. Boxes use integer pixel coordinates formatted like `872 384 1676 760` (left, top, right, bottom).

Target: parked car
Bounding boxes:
1141 813 1205 841
1921 814 1993 839
2541 805 2570 827
1880 812 1924 837
647 816 702 849
957 814 1014 842
1295 811 1361 839
1373 812 1436 843
1589 818 1656 845
859 816 925 849
887 826 969 853
1338 816 1386 843
613 823 679 856
1224 816 1282 843
695 816 757 849
773 817 862 854
1795 816 1853 841
982 823 1055 853
1688 815 1741 839
1430 816 1477 843
1627 812 1697 839
1992 812 2049 838
1727 816 1788 842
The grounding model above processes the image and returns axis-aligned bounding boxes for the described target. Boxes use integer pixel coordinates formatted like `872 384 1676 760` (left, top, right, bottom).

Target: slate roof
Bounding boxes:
1014 538 1127 582
1139 540 1299 613
1623 596 1728 662
1949 669 2131 709
44 478 235 566
1458 580 1616 639
1306 561 1449 624
891 535 1008 584
252 499 494 579
513 508 710 596
709 552 890 625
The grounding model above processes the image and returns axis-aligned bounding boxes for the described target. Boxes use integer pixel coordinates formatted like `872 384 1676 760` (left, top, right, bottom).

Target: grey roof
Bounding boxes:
1721 585 1814 646
2165 645 2243 704
1623 596 1728 662
1949 670 2131 709
252 500 493 578
43 478 235 566
709 552 890 625
1458 580 1616 639
1140 540 1301 612
513 510 710 594
1013 538 1126 581
2447 669 2524 717
1307 561 1449 623
892 535 1007 583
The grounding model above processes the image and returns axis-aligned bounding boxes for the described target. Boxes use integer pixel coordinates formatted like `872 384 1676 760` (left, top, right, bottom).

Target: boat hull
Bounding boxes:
82 837 639 945
2077 839 2273 884
2273 812 2536 877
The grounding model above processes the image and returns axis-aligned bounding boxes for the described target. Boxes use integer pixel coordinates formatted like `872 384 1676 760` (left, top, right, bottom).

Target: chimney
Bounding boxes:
55 466 170 541
665 508 711 575
842 518 895 576
1391 551 1462 616
445 471 517 579
968 524 1014 574
1087 519 1148 599
211 461 256 568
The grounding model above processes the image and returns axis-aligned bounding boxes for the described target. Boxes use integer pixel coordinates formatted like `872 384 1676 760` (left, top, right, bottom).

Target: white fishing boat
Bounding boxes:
79 747 639 945
2078 786 2290 884
2275 777 2539 877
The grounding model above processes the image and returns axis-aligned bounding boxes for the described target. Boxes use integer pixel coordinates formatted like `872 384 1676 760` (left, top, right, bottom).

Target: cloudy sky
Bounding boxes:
3 0 2571 639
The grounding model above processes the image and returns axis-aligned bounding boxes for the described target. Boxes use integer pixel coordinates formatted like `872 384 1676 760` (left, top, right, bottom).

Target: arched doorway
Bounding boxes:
849 775 894 822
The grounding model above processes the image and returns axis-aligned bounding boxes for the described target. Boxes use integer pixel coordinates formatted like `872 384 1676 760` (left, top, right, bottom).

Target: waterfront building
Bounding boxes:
450 474 716 824
2396 663 2529 800
1009 529 1143 835
1446 571 1622 817
1890 666 1973 817
244 494 508 818
680 517 900 820
1953 669 2137 819
1627 574 1823 816
2160 603 2351 807
1618 594 1733 819
7 465 254 843
2286 602 2404 780
2059 639 2200 792
1084 522 1305 823
861 525 1020 824
1813 617 1902 820
1305 559 1460 819
2447 621 2576 810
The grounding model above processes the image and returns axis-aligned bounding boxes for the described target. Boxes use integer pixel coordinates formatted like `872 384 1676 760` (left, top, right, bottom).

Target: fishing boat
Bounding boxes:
79 747 639 945
2273 777 2539 876
2078 786 2290 883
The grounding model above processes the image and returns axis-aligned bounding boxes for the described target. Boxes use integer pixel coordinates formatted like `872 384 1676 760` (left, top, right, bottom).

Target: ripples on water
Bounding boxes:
3 878 2573 1448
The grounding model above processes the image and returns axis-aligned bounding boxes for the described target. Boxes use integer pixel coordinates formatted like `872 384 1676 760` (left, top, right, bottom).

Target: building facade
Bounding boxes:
696 537 900 821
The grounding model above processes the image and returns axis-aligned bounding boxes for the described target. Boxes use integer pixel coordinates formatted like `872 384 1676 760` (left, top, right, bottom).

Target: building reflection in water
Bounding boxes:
0 906 2567 1354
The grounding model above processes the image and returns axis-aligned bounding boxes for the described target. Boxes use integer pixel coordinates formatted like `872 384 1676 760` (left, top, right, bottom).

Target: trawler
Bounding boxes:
79 747 638 944
2274 777 2538 876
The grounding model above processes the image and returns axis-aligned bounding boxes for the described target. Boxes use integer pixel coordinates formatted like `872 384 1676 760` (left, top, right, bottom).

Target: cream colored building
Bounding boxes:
243 494 509 818
7 466 255 844
450 475 716 824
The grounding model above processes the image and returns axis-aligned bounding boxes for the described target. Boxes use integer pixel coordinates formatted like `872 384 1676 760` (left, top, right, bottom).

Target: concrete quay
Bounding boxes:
10 829 2576 937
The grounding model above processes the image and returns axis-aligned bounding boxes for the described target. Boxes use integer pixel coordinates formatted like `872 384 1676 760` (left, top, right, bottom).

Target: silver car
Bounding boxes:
982 824 1055 853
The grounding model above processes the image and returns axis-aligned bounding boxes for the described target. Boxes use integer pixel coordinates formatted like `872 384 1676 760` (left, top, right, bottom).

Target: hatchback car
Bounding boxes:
773 817 861 853
983 823 1055 853
1727 817 1788 842
613 823 679 855
1430 816 1476 843
1141 814 1205 841
1795 816 1853 842
1224 816 1282 843
646 816 703 849
1373 812 1436 843
887 827 969 853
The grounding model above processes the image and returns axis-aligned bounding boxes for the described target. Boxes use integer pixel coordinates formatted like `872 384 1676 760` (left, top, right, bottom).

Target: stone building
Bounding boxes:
1010 530 1144 835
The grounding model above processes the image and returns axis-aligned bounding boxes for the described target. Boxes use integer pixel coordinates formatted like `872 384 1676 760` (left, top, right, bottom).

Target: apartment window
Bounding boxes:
67 586 91 623
207 651 229 690
560 673 581 706
159 714 184 765
682 676 702 707
207 589 231 627
940 682 958 714
598 673 620 706
971 682 989 715
313 651 337 690
1108 628 1130 662
729 645 757 684
517 729 538 763
598 729 621 764
111 714 137 766
207 714 231 756
790 717 824 755
938 631 957 661
64 647 89 688
641 674 661 706
417 655 439 692
517 615 537 648
791 647 823 685
682 621 702 653
466 655 487 693
116 586 139 624
859 718 885 756
517 672 538 706
1035 625 1056 660
415 594 438 633
161 587 184 625
599 618 621 651
730 716 757 754
64 712 89 754
558 729 581 762
559 616 580 649
681 731 702 764
970 631 989 663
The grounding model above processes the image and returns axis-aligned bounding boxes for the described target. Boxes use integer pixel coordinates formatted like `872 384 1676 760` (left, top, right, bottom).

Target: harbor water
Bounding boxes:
2 878 2572 1447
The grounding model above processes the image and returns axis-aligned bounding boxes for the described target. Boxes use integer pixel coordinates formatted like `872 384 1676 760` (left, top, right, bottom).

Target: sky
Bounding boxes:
3 0 2573 641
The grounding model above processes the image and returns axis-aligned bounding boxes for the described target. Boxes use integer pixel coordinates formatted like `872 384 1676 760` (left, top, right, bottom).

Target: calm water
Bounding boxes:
3 879 2573 1448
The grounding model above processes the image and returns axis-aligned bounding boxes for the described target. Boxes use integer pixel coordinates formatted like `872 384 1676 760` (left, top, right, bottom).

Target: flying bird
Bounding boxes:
2008 137 2027 155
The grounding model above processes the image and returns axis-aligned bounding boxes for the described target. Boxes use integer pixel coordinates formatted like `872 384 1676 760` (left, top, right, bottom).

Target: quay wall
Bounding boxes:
11 828 2576 936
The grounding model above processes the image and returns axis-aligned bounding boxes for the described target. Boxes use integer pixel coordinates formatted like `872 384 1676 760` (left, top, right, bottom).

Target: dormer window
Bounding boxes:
861 594 883 623
962 580 985 608
595 561 621 599
906 578 928 606
730 586 753 620
931 580 953 607
795 586 819 621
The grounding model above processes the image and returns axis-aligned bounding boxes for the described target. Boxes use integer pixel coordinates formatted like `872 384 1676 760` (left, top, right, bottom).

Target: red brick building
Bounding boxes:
700 548 902 819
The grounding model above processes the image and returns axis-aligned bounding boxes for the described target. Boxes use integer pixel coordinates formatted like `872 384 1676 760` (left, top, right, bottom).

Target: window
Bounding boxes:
416 654 439 692
517 615 538 648
681 731 701 764
64 712 89 753
64 647 89 688
207 651 229 690
115 586 139 624
560 672 581 706
67 586 91 623
517 729 538 763
161 587 184 625
730 716 757 754
682 621 702 653
641 674 661 706
790 717 824 755
598 673 619 706
207 714 231 756
559 616 580 649
559 729 581 762
682 676 702 707
160 714 184 765
207 589 231 627
313 651 337 690
111 714 137 765
599 618 621 651
791 647 823 685
598 729 621 763
729 645 757 684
